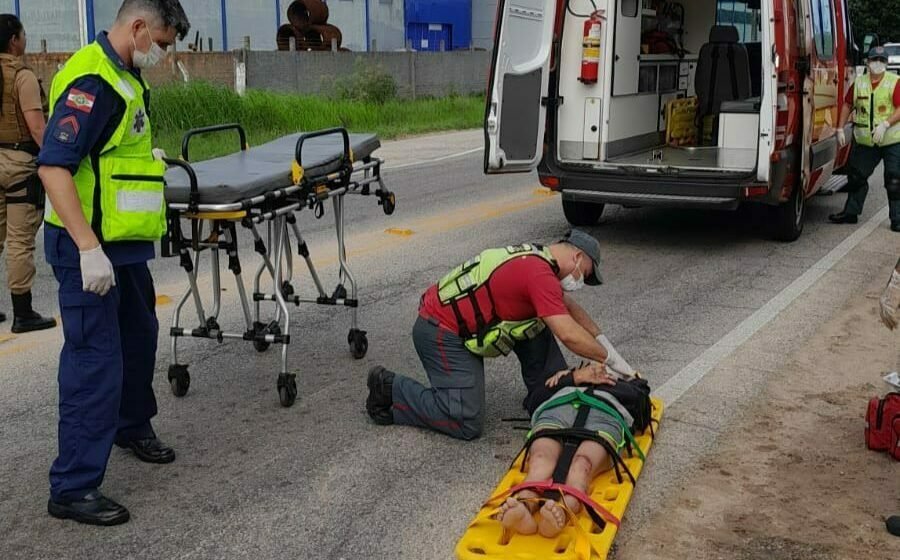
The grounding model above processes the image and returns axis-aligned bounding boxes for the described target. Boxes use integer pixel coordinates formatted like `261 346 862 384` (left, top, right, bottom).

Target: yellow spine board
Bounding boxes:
455 398 664 560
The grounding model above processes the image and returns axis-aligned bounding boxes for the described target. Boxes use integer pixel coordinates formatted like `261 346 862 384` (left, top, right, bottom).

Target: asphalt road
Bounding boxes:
0 130 892 559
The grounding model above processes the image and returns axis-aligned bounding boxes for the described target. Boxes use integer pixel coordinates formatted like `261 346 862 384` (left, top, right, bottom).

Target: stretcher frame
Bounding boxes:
162 124 396 406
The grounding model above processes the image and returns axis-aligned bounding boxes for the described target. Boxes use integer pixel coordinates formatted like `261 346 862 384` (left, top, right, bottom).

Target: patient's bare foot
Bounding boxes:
498 497 537 535
537 500 567 538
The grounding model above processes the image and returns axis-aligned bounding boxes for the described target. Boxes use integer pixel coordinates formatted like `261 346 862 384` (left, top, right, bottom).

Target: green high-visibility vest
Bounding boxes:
44 42 167 241
437 244 557 358
853 72 900 147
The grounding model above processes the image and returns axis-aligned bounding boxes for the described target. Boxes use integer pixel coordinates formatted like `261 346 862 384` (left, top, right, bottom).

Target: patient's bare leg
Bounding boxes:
498 436 562 535
538 440 610 538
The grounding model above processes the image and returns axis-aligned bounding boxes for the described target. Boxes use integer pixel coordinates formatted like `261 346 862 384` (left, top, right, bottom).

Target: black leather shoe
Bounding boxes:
116 437 176 464
11 312 57 334
48 490 130 526
0 310 5 323
891 222 900 232
887 515 900 537
366 366 395 426
828 212 859 224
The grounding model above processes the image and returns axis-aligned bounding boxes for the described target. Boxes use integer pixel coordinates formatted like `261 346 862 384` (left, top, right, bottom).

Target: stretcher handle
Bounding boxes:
295 127 351 169
163 157 200 212
181 123 248 161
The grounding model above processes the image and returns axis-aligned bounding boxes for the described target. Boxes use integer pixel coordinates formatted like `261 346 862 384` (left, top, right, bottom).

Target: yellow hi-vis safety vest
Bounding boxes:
853 71 900 147
437 244 558 358
44 42 166 241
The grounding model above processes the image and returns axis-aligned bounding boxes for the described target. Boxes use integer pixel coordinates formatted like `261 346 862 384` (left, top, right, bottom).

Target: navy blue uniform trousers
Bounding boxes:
49 253 159 501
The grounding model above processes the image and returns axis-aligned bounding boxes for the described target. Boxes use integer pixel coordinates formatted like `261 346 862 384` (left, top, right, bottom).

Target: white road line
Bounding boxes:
383 147 482 171
656 206 891 405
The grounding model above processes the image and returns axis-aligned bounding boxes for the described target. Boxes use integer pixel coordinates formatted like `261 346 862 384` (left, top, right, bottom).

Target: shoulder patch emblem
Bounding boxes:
65 88 95 114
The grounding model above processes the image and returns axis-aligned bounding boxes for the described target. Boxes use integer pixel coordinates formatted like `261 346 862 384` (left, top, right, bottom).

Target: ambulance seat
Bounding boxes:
695 26 752 123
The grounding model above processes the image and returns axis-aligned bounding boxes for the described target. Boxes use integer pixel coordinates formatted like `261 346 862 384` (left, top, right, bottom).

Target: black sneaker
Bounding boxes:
48 490 130 526
0 310 5 323
891 222 900 233
887 515 900 537
366 366 395 425
828 212 859 224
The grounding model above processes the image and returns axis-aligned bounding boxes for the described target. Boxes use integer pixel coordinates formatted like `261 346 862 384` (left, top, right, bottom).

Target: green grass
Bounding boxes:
152 82 484 161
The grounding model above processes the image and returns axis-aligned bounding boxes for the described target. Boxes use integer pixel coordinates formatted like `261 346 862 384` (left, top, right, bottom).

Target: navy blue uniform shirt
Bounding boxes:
39 31 155 268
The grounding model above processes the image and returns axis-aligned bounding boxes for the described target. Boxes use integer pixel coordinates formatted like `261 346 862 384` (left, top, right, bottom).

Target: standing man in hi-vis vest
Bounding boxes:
37 0 189 526
0 14 56 332
366 229 638 440
830 46 900 231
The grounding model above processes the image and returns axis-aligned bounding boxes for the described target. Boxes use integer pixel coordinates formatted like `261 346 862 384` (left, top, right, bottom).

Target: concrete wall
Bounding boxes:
245 50 490 98
22 48 487 100
25 51 236 91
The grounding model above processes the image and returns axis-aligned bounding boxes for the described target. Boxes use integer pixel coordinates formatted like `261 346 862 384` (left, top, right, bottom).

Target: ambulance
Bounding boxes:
485 0 859 240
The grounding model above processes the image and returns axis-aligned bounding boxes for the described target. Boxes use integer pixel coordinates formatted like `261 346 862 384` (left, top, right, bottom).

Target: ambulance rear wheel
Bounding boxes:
562 199 605 226
772 183 805 242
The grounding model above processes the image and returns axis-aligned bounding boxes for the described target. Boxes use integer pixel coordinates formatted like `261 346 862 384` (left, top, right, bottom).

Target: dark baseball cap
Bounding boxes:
560 229 603 286
868 46 889 61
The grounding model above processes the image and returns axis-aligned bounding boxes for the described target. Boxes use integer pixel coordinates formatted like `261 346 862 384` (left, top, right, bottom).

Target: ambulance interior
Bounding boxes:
556 0 768 173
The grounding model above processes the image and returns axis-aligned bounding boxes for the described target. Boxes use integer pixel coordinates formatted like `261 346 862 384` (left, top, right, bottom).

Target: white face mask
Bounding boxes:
869 61 887 75
560 255 585 292
132 27 166 69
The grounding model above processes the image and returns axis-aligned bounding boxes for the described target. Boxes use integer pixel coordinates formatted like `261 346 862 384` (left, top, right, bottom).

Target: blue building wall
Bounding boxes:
404 0 472 51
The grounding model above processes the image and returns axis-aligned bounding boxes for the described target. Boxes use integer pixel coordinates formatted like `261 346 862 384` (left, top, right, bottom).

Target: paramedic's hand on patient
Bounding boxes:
596 334 636 377
546 363 615 389
880 270 900 330
79 246 116 296
873 121 890 145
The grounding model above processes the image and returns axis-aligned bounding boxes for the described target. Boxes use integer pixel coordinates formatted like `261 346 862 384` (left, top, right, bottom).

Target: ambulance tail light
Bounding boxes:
539 174 560 190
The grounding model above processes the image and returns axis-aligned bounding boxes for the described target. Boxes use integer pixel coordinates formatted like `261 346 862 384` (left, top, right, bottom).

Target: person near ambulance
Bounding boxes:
37 0 190 526
0 14 56 332
365 229 638 440
830 46 900 232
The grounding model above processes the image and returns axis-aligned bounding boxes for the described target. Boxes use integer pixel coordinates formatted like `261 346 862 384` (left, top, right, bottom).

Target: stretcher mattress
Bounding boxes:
455 398 664 560
164 132 380 205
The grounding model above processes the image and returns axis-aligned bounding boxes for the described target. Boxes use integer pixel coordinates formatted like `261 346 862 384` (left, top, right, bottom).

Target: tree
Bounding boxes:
848 0 900 45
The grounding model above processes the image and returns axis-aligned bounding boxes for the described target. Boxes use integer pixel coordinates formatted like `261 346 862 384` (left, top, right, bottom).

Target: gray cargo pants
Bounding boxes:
391 315 567 440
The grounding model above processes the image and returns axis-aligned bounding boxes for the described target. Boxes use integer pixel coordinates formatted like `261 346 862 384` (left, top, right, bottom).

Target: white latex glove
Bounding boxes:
880 270 900 330
836 128 847 147
152 148 168 162
873 121 890 145
596 334 636 377
79 246 116 296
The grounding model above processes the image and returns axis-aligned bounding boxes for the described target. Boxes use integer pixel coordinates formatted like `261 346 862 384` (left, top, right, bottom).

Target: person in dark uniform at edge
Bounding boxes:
830 46 900 231
0 14 56 332
37 0 189 526
366 229 639 440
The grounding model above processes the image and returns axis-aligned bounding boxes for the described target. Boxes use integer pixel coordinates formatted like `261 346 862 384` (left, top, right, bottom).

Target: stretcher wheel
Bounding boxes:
281 281 295 298
348 329 368 359
381 192 396 215
278 373 297 407
253 321 281 353
332 284 348 300
168 364 190 398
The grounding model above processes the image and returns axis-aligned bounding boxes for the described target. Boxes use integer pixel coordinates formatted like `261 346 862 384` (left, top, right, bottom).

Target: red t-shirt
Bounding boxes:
845 76 900 106
419 254 569 334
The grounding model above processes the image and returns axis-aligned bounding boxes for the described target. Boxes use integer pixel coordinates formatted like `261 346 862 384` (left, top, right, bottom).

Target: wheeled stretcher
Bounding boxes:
162 124 395 407
455 398 664 560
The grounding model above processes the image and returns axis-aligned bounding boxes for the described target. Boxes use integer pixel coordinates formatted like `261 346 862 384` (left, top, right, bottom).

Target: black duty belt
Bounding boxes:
0 141 40 156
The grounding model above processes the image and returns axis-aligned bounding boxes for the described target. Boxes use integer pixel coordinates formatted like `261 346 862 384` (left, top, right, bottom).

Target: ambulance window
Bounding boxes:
811 0 835 59
716 1 761 43
622 0 638 18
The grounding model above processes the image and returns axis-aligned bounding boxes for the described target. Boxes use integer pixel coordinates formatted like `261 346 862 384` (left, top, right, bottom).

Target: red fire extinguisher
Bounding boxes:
580 11 605 84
